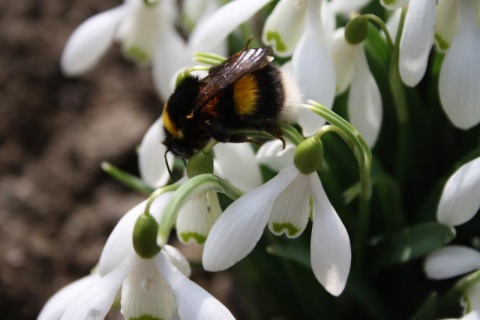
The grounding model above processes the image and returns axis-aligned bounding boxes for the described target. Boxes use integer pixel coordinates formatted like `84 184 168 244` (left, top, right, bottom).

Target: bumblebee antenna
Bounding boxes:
164 149 174 181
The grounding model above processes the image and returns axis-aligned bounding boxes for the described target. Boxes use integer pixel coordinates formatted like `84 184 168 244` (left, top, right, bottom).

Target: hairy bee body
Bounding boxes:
162 47 300 158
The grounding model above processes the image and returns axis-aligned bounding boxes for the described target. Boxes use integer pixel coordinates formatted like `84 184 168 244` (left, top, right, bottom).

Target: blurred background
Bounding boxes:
0 2 233 319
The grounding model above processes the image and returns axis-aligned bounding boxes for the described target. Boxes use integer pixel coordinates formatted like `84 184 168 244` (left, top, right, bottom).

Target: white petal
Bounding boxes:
386 9 402 43
380 0 409 10
98 194 172 275
330 28 356 95
61 260 131 320
292 0 336 136
38 275 99 320
256 140 295 172
437 157 480 226
262 0 308 57
435 0 458 52
310 174 351 296
186 0 229 56
189 0 273 51
120 4 162 64
213 143 262 192
268 173 310 238
156 253 235 320
61 4 132 76
176 193 212 245
138 118 174 188
424 245 480 279
162 244 192 277
202 163 298 271
348 46 382 147
439 0 480 129
153 4 192 101
463 310 480 320
121 256 176 320
399 0 436 87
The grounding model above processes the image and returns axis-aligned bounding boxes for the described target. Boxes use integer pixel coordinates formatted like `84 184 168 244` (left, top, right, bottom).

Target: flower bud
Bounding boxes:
345 16 369 45
294 137 324 175
133 214 161 259
186 150 214 178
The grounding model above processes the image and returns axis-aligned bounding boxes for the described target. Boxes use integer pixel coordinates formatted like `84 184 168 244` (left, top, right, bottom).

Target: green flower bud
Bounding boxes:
345 16 369 45
133 214 161 259
294 137 324 175
186 150 214 178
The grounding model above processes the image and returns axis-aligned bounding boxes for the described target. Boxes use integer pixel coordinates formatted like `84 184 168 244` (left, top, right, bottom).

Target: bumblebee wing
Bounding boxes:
195 48 271 111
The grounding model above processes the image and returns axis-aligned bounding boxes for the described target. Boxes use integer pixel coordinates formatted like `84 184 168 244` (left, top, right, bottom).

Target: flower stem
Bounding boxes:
156 174 243 245
363 14 395 51
389 7 410 189
144 185 179 217
303 101 372 268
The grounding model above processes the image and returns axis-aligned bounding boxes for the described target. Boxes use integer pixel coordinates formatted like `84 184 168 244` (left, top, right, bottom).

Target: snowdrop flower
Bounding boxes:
39 197 235 320
203 138 351 296
439 0 480 130
424 157 480 317
381 0 436 87
331 27 382 147
61 0 194 100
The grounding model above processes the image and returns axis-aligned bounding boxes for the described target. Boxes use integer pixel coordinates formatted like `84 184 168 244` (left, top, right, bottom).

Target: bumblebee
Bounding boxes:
162 47 301 158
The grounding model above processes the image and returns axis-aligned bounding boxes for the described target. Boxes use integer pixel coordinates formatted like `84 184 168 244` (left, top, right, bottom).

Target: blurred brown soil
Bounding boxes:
0 2 232 319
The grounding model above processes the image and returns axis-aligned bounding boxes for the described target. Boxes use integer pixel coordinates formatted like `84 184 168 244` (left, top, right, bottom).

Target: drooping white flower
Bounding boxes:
439 0 480 130
436 156 480 227
331 28 382 147
39 197 235 320
203 160 351 296
424 156 480 318
380 0 437 87
398 0 436 87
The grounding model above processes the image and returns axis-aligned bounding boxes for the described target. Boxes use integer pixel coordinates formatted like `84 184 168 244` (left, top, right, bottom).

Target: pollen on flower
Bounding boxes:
272 223 301 237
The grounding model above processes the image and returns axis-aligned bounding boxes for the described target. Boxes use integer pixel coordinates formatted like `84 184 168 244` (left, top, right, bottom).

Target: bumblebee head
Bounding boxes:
161 75 202 158
163 130 197 158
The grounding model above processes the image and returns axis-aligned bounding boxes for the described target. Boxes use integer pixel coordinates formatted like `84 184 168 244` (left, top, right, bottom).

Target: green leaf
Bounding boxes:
370 222 456 269
101 162 154 195
410 292 439 320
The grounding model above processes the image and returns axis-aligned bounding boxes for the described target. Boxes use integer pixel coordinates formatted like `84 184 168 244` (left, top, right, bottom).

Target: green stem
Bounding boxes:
303 101 372 268
144 185 179 217
363 14 395 51
157 174 243 245
389 7 410 188
440 269 480 315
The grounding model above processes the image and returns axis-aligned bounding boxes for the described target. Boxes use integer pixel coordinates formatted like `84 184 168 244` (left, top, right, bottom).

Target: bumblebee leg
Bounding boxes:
238 118 286 149
205 120 256 144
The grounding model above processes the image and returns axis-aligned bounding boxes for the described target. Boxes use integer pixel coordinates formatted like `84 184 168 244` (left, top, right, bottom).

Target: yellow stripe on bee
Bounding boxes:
163 103 183 139
234 74 258 116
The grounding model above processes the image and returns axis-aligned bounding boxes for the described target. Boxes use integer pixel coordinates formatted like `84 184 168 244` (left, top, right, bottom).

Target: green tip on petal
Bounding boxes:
272 223 301 237
345 16 369 45
265 31 288 53
294 137 324 175
133 214 161 259
179 232 207 245
186 150 214 178
125 46 151 64
434 33 450 52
